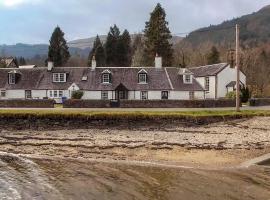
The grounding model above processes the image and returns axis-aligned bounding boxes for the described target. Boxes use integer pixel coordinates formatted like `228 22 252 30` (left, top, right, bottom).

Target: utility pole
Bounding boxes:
236 24 240 112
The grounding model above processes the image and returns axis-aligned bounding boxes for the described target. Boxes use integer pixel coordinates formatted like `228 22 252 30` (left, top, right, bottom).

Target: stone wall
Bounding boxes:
63 99 236 108
0 99 55 108
249 98 270 106
63 99 111 108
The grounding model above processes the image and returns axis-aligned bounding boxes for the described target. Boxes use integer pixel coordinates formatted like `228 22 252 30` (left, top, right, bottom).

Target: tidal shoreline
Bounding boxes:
0 116 270 168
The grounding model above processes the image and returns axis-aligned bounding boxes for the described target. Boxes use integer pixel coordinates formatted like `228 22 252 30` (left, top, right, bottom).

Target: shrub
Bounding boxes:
226 91 236 99
241 87 250 103
71 91 84 99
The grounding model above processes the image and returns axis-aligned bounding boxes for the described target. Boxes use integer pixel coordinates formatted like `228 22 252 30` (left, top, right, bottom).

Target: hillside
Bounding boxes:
183 5 270 47
0 43 90 59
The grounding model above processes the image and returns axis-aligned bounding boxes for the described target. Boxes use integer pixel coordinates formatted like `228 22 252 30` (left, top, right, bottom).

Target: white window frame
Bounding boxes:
140 91 148 100
9 73 16 85
102 73 110 84
25 90 32 99
53 73 66 83
189 91 195 100
161 91 169 100
184 74 192 84
101 91 109 100
49 90 64 98
1 90 6 97
205 77 210 91
138 73 147 84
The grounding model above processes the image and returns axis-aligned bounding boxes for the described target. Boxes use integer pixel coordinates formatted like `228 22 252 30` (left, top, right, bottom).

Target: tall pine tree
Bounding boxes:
144 3 173 66
88 35 106 67
207 46 220 65
48 26 70 67
117 29 132 66
105 25 120 66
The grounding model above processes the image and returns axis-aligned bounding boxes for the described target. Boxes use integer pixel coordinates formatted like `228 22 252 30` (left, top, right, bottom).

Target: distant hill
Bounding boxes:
0 43 90 59
0 34 182 59
68 35 183 49
183 5 270 47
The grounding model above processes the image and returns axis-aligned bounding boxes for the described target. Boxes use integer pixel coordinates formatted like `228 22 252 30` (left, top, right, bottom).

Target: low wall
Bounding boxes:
63 99 236 108
0 99 55 108
64 99 111 108
249 98 270 107
120 99 236 108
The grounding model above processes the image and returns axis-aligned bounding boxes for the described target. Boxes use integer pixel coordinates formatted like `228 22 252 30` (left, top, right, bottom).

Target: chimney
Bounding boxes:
91 56 96 71
48 61 54 71
155 54 162 69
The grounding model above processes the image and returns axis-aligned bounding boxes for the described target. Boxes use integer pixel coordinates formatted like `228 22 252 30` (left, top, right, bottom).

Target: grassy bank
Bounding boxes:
0 109 269 119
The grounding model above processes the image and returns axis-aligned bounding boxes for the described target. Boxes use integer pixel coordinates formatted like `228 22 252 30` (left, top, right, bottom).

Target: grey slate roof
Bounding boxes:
166 68 204 91
0 67 204 91
189 63 229 77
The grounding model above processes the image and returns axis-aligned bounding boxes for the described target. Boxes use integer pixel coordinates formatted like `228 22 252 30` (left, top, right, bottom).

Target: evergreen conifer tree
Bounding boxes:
48 26 70 67
88 35 106 67
144 3 173 66
117 29 132 66
105 25 120 66
207 46 220 65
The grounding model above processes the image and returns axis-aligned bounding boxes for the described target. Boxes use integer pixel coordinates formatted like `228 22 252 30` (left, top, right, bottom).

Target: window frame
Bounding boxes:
140 91 148 100
53 73 66 83
25 90 32 99
205 77 210 91
8 73 16 85
1 90 6 97
184 74 192 84
102 73 111 84
189 91 195 100
161 91 169 100
101 91 109 100
138 73 147 84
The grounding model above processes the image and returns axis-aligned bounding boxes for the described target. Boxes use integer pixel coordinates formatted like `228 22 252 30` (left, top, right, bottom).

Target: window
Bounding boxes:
102 73 110 84
1 90 6 97
53 73 66 83
8 73 16 84
189 91 195 100
49 90 64 98
141 91 148 100
184 75 192 84
138 73 147 84
25 90 32 99
54 91 58 98
101 91 109 100
205 77 210 91
59 91 63 98
161 91 169 100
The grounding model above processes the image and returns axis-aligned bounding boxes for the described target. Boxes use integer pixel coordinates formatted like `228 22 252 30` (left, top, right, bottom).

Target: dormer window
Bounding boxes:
102 70 112 84
184 74 192 84
8 73 16 84
138 69 148 84
53 73 66 83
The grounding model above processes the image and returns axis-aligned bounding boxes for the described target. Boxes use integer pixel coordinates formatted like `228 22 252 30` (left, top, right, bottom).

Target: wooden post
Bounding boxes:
236 24 240 112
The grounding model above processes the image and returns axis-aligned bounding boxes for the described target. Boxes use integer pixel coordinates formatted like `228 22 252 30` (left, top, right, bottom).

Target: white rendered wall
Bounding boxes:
195 76 216 99
217 66 246 98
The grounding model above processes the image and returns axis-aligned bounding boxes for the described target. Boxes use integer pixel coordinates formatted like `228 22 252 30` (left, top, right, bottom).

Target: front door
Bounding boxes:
116 90 128 100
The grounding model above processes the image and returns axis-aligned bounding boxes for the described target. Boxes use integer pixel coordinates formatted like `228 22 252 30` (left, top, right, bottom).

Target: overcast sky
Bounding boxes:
0 0 269 44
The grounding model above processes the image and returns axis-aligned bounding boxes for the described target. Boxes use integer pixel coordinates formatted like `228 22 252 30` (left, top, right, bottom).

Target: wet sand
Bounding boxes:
1 117 270 199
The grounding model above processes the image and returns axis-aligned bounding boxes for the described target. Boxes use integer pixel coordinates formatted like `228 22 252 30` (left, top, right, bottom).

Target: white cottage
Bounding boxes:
189 63 246 99
0 56 246 103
